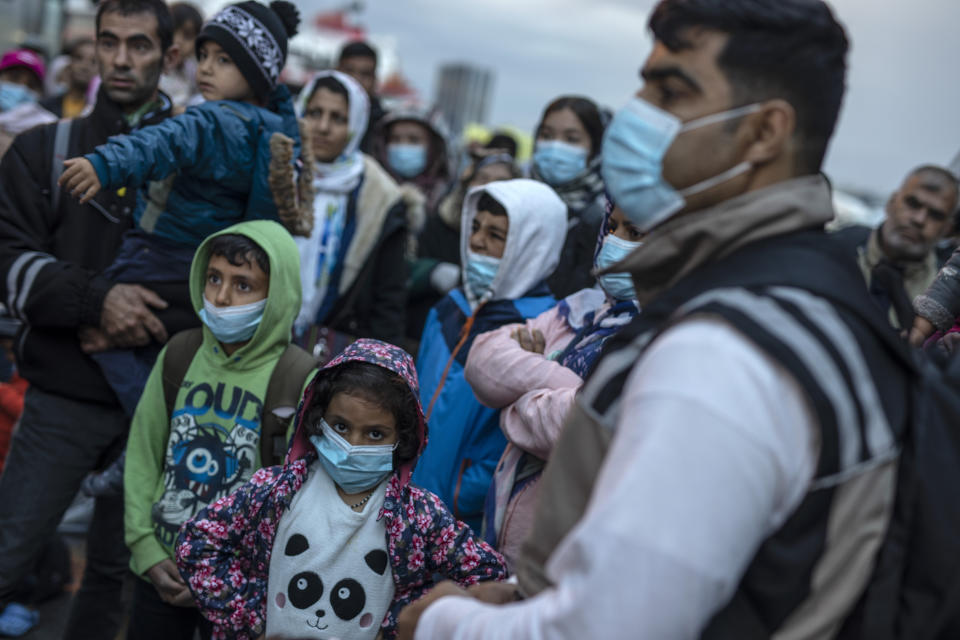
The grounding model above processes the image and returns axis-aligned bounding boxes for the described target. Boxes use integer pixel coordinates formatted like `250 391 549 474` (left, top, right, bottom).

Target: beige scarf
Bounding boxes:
613 175 836 305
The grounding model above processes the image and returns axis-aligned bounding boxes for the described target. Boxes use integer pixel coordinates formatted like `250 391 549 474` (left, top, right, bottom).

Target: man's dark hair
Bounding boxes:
338 40 378 66
308 74 349 106
307 361 421 469
170 2 203 35
537 96 605 158
96 0 174 53
486 132 518 158
648 0 849 174
207 234 270 276
477 192 507 217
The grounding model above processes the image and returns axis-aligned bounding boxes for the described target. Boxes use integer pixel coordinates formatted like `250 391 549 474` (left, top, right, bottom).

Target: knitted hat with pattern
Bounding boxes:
196 1 299 99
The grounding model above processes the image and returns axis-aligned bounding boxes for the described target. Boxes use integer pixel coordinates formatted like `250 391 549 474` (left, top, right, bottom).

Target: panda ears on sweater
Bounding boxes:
285 533 388 576
285 533 309 556
365 550 388 576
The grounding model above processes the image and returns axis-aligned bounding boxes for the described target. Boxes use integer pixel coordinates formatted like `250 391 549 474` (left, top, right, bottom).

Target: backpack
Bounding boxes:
838 346 960 640
159 328 316 467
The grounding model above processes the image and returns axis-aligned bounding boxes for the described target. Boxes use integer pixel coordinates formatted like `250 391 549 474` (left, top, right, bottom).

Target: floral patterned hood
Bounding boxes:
285 339 427 487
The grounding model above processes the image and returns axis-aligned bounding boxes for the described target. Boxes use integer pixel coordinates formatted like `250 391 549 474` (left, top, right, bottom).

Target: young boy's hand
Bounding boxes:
58 157 102 204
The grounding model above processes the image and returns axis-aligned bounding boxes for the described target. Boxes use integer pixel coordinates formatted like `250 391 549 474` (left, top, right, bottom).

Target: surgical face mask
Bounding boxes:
601 97 762 232
0 81 37 112
198 296 266 344
463 250 500 301
310 418 396 494
387 143 428 178
596 233 641 301
533 140 588 186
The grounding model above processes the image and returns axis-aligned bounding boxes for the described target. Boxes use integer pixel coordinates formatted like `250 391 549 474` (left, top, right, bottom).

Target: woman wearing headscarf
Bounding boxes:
530 95 608 299
463 199 642 568
291 71 417 362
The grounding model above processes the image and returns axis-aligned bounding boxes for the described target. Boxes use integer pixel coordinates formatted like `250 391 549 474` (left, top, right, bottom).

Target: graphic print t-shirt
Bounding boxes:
266 461 394 639
151 379 264 551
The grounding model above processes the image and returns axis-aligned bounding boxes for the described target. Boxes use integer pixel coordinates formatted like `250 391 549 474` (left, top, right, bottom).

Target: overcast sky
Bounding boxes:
303 0 960 196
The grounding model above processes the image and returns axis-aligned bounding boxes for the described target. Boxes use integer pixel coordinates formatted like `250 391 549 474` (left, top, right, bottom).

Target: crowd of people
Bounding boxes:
0 0 957 638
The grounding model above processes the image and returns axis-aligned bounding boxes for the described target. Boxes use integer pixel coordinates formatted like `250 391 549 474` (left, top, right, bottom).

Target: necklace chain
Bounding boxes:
349 490 375 510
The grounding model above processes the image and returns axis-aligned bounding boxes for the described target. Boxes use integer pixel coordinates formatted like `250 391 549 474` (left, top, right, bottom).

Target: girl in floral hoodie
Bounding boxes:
176 339 506 639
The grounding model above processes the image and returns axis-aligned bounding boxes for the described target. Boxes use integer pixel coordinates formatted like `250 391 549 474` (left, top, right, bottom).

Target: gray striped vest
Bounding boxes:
515 230 912 639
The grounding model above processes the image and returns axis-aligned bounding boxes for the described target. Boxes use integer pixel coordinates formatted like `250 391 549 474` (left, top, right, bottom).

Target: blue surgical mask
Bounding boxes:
533 140 588 186
596 234 642 301
463 250 500 301
0 81 36 112
310 419 396 493
601 97 761 232
198 296 266 344
387 143 428 178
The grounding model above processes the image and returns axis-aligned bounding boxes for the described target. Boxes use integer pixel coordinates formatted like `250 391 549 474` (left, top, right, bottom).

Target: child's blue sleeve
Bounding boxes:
85 103 257 190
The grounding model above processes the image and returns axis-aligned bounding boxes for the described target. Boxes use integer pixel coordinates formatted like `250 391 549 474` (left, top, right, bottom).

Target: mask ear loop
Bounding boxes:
675 103 763 199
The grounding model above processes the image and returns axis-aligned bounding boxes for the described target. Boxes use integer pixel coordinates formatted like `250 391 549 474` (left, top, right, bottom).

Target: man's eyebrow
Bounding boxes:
640 66 703 93
97 30 120 40
126 34 155 46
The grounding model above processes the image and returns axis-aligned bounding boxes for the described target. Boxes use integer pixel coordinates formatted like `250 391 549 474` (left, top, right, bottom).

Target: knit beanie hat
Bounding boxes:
196 1 300 99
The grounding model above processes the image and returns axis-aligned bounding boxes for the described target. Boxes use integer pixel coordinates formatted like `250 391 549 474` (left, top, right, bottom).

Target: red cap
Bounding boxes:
0 49 45 83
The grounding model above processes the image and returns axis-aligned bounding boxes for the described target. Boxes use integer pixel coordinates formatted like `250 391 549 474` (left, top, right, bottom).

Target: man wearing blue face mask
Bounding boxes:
124 221 316 638
397 1 918 638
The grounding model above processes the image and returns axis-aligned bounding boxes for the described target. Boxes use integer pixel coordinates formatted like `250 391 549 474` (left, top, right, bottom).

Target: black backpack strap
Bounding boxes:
161 328 204 419
259 344 316 466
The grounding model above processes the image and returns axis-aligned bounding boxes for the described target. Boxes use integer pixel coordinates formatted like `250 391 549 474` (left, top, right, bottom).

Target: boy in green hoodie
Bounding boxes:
123 220 315 639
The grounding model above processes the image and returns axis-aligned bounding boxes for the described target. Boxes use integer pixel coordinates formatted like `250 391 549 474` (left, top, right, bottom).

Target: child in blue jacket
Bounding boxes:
57 1 302 413
412 179 568 531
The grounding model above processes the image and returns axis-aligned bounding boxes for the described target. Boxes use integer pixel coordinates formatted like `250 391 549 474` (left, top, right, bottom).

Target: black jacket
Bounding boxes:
0 87 173 404
324 193 408 345
547 199 605 299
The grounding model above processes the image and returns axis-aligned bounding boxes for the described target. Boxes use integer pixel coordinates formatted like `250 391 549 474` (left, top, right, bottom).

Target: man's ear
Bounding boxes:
162 44 181 75
742 99 795 167
885 191 898 217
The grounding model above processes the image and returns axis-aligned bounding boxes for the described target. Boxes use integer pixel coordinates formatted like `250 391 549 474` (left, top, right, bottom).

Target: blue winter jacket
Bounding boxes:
86 85 300 248
412 285 556 532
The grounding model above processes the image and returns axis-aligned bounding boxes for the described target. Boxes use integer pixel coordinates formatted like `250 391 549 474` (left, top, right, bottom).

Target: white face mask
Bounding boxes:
198 296 266 344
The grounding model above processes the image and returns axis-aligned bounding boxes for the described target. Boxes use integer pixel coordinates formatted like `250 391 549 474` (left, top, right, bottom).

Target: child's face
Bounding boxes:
607 206 646 243
195 40 256 103
469 210 509 259
204 253 269 308
314 392 398 448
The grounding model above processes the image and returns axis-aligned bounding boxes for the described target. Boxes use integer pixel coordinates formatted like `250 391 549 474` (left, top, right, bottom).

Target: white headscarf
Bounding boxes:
294 70 371 331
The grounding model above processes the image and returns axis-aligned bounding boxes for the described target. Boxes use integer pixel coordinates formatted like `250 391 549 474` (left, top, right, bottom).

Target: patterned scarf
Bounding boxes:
529 154 605 215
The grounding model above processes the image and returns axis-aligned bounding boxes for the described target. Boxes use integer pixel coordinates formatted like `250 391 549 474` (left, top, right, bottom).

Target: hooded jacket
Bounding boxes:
175 340 506 639
0 86 173 405
124 220 309 577
411 179 566 531
86 85 300 250
371 106 452 211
